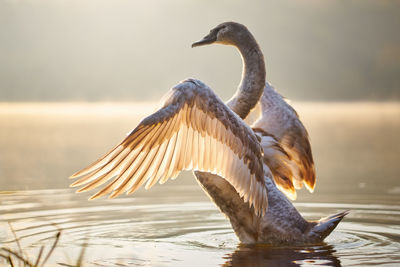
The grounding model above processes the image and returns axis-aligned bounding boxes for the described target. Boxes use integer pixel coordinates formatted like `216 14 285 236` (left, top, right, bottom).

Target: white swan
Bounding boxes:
70 22 347 244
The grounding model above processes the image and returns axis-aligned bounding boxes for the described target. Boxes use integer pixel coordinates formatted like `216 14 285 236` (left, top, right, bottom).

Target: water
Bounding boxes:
1 102 400 266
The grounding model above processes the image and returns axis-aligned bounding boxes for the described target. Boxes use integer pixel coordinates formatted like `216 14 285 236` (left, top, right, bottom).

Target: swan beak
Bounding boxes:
191 35 216 48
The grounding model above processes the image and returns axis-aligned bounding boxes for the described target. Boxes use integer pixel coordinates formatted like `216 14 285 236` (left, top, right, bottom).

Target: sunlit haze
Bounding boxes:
1 0 399 101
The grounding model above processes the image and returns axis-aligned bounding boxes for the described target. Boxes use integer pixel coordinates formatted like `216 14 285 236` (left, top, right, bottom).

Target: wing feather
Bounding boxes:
191 130 199 169
89 150 147 199
110 141 169 198
172 105 188 174
69 145 123 179
198 128 205 170
153 132 179 186
221 144 230 181
210 118 218 173
184 126 193 170
167 124 185 181
142 142 168 186
163 112 183 180
150 114 180 181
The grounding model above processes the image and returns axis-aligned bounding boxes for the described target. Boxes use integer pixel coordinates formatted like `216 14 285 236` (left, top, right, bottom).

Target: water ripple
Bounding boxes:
1 189 400 266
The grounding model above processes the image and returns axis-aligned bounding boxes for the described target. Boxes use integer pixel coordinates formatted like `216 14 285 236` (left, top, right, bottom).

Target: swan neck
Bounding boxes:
227 37 266 119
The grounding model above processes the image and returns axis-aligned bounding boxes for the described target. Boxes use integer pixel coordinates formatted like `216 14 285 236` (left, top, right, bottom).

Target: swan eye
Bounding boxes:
211 26 227 39
211 25 226 35
217 25 227 32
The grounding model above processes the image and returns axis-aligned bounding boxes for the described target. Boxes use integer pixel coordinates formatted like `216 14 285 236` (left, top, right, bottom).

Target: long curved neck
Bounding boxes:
226 36 266 119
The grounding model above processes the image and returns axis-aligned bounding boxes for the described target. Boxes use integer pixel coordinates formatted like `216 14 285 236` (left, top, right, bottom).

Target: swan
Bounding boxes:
70 22 347 244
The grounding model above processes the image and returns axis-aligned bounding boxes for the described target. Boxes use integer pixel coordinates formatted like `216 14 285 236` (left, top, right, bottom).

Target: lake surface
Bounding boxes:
0 102 399 266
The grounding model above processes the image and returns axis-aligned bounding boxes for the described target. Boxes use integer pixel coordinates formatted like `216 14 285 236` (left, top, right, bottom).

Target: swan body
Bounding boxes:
70 22 347 244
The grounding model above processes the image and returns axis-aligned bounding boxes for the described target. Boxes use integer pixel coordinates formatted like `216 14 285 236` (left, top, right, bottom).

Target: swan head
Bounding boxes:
192 22 250 48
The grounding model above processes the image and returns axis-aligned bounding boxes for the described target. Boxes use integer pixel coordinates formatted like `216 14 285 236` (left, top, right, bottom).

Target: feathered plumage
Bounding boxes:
70 21 346 244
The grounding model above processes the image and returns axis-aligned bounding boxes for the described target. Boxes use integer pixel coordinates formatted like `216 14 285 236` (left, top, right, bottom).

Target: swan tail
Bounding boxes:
307 210 349 242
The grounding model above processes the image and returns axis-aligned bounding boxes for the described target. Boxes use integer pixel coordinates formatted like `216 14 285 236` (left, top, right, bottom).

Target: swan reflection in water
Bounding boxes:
224 243 341 267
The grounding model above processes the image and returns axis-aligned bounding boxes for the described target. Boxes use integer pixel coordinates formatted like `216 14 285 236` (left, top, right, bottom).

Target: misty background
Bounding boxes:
0 0 399 102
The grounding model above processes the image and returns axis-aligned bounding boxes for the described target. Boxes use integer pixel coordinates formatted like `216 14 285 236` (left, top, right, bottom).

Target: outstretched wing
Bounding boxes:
70 79 267 216
252 81 316 199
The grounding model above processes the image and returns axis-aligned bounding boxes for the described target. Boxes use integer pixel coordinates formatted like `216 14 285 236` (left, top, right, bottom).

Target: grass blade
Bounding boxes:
7 222 27 260
34 245 45 266
41 231 61 266
1 248 33 267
